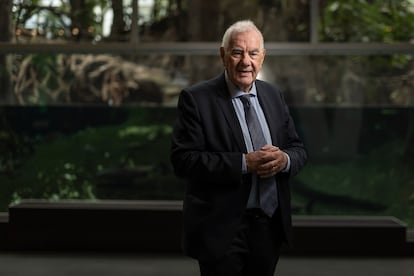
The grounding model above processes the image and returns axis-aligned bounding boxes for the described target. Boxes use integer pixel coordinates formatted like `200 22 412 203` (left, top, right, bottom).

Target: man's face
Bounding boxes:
220 30 266 92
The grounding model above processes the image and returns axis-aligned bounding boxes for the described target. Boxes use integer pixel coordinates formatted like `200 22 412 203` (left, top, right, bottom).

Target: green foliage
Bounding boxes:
12 0 110 40
322 0 414 42
295 141 414 226
0 108 181 212
319 0 414 106
0 110 32 177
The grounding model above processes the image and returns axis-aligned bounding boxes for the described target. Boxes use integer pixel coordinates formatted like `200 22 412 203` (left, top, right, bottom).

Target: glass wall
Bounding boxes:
1 1 414 227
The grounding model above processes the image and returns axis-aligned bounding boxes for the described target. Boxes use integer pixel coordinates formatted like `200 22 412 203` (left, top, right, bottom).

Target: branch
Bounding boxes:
14 3 72 30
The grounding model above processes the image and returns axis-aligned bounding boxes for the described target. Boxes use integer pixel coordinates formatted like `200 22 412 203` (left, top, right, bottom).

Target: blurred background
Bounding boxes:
0 0 413 229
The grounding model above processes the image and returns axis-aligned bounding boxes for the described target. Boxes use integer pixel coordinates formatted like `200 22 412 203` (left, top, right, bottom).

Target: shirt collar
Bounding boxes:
224 70 257 99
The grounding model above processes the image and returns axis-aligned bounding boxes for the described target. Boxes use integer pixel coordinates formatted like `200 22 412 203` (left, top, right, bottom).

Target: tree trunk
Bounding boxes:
0 0 13 104
69 0 92 41
130 0 139 44
187 0 222 84
188 0 220 41
110 0 128 41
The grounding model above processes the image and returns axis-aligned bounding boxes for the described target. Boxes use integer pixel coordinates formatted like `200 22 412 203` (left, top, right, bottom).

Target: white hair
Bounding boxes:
221 20 264 50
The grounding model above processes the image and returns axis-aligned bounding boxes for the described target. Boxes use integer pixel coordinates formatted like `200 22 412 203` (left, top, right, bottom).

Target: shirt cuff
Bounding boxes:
282 152 291 173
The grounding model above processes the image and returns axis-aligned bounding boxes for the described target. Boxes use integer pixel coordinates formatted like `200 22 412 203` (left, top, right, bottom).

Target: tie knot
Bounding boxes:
239 94 251 108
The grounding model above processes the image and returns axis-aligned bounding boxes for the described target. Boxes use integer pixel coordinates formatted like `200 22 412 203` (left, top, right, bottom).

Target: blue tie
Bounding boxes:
239 94 278 217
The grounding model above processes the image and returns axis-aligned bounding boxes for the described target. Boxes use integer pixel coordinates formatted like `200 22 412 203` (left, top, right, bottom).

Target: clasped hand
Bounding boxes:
245 145 287 178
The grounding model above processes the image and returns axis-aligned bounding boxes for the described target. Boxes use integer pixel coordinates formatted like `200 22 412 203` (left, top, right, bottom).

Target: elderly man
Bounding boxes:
171 20 307 276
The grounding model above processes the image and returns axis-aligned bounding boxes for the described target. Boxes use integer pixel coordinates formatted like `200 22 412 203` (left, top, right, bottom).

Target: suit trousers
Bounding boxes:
198 209 284 276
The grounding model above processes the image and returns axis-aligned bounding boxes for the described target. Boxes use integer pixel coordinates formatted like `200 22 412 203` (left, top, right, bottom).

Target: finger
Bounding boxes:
260 145 279 152
257 164 278 178
258 159 278 170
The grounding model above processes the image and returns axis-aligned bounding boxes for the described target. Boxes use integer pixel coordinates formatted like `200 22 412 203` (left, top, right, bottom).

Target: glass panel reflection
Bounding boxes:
5 54 414 107
1 53 413 228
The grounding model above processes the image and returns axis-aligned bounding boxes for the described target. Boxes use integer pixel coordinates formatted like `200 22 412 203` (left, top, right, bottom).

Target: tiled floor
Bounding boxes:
0 253 413 276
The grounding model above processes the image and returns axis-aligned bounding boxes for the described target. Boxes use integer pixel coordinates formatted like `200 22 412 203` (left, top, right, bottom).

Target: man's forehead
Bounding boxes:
229 32 262 48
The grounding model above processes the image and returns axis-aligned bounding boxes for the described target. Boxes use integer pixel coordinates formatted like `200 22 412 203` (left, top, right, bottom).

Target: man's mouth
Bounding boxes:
238 70 251 74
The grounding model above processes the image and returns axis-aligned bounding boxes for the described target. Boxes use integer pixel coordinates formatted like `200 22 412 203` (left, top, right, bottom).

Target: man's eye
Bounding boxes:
232 51 243 57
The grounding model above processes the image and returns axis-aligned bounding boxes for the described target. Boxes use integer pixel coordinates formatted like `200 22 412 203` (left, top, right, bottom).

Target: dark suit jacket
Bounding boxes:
170 73 307 262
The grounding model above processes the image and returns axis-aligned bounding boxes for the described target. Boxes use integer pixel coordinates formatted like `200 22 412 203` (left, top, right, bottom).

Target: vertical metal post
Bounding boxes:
310 0 319 44
0 0 13 104
131 0 139 45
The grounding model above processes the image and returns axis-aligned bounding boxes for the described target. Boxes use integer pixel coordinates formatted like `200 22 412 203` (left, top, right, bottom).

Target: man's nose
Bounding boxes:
240 52 251 65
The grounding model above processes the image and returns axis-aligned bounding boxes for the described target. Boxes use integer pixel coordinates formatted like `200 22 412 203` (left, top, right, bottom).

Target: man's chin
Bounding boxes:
236 82 253 92
236 78 254 87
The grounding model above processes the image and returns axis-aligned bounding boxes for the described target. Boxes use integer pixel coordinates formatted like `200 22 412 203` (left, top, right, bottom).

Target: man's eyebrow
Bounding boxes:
231 48 260 52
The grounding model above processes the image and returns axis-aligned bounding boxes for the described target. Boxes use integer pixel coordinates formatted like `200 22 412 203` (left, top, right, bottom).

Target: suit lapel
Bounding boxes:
214 75 247 152
256 81 279 145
